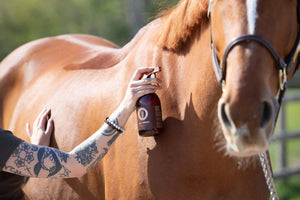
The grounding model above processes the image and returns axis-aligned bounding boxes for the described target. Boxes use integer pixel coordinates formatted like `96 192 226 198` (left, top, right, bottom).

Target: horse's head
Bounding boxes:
209 0 299 157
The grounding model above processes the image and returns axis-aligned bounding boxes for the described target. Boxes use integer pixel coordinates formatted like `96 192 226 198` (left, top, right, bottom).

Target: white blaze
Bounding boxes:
246 0 259 34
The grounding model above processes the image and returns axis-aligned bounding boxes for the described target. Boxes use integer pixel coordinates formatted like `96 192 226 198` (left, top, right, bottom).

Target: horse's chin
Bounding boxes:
226 144 268 158
226 137 269 157
213 118 271 158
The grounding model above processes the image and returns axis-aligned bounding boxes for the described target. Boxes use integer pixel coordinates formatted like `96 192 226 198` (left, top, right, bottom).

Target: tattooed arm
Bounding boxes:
2 67 161 178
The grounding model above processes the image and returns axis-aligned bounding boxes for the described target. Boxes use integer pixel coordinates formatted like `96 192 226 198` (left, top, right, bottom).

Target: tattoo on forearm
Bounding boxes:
3 165 24 176
12 143 37 167
34 147 70 178
34 147 70 177
59 165 71 177
5 115 124 177
86 147 108 172
5 142 71 178
103 118 120 136
107 132 121 146
4 143 38 176
84 123 121 170
102 112 121 136
75 140 98 166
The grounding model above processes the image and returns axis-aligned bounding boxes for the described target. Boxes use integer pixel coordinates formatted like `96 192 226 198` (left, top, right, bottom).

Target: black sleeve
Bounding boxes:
0 129 24 170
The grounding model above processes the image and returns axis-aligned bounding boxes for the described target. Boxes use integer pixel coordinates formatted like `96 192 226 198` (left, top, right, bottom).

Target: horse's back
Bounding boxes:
0 34 125 128
0 34 132 199
0 33 121 74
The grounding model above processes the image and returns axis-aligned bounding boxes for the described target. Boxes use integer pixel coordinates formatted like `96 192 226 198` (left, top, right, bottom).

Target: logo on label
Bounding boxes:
137 107 148 121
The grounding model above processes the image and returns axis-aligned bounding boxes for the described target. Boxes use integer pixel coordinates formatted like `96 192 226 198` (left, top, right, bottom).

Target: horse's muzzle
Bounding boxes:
217 97 277 157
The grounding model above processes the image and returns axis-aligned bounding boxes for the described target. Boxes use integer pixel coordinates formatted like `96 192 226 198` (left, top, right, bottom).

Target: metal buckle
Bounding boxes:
221 80 226 92
279 68 287 91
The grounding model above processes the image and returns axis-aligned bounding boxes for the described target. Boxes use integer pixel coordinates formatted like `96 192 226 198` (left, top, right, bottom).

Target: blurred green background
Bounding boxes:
0 0 177 61
0 0 299 199
270 88 300 200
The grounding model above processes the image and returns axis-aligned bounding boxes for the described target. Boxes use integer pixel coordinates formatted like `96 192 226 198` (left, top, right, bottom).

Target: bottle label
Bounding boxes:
137 105 162 130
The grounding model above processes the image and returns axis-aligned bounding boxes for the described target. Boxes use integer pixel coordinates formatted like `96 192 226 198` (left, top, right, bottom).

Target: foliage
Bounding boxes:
270 89 300 199
275 176 300 200
0 0 178 61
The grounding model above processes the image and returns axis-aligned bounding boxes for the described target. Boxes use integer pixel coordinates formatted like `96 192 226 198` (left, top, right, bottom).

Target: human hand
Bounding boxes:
26 108 54 146
121 67 162 113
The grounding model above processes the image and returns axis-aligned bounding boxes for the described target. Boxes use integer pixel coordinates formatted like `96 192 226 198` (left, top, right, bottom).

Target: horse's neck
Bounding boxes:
158 25 221 122
123 19 221 123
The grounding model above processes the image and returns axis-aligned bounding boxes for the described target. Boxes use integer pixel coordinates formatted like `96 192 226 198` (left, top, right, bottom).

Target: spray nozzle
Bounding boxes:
146 67 161 78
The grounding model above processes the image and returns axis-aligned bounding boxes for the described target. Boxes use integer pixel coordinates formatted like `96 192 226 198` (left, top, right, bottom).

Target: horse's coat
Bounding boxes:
0 0 298 199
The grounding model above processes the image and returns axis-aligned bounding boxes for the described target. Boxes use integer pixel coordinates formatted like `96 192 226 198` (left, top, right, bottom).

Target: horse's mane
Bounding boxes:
153 0 209 51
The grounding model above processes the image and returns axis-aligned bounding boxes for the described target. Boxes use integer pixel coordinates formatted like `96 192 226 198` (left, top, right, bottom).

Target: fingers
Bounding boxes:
28 108 53 146
33 108 45 127
26 108 50 138
38 109 51 130
130 78 162 93
45 118 54 136
131 67 157 81
130 83 161 93
122 67 163 111
135 88 159 99
130 78 162 88
130 68 162 97
130 79 162 101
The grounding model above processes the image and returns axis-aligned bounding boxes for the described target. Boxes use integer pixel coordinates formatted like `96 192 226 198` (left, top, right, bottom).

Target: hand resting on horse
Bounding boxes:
26 108 54 146
1 67 161 178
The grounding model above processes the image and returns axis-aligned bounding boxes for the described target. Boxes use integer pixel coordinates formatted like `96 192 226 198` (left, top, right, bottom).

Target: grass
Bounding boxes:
269 88 300 200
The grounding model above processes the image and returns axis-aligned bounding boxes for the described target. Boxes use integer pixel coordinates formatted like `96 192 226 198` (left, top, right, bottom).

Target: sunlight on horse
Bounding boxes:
0 0 298 199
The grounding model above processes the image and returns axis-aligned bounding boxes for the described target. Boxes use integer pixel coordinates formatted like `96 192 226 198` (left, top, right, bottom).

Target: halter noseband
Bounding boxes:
208 1 300 93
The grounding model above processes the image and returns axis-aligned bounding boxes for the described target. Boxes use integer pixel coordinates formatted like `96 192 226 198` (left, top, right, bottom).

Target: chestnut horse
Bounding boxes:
0 0 299 199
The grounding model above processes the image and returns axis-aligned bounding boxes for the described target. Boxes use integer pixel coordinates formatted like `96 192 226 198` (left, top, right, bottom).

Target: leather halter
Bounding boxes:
207 4 299 199
208 1 300 94
208 0 300 138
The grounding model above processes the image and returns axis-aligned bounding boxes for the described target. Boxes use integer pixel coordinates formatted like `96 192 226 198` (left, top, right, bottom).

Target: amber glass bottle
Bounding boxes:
136 68 163 136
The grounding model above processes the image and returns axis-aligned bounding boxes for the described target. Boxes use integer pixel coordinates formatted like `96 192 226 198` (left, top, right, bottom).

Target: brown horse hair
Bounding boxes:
212 114 262 169
153 0 209 51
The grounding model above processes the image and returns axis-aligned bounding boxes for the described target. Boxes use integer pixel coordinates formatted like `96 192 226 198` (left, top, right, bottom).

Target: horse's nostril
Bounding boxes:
221 103 232 130
260 101 272 128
